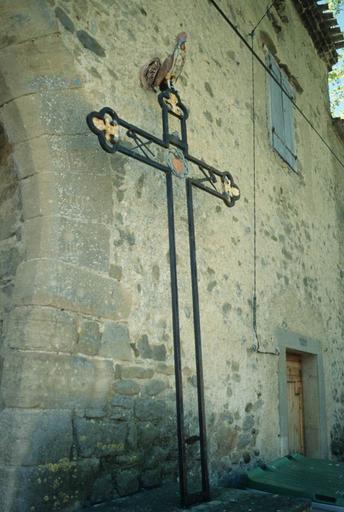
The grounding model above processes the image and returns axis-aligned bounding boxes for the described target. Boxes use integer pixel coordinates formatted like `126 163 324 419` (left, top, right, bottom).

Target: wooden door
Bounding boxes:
287 353 305 454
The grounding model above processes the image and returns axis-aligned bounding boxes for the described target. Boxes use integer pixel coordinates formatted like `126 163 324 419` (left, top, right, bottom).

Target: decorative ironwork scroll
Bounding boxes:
87 86 240 507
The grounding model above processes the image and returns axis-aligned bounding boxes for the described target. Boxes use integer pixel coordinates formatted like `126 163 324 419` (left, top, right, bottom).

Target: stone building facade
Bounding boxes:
0 0 343 510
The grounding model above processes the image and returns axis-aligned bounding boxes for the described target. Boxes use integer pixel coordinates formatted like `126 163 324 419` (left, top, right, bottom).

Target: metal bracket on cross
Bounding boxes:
87 89 240 208
87 87 240 507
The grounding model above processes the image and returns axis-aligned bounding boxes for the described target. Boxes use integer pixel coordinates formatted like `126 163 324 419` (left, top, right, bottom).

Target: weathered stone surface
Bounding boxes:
21 172 113 224
113 380 140 396
134 399 167 421
137 335 167 361
77 30 106 57
156 363 175 375
0 245 21 281
144 447 169 470
151 344 167 361
116 365 154 379
75 418 127 458
0 189 20 241
55 7 75 33
116 452 143 468
115 469 139 496
90 474 114 504
144 379 167 396
0 457 99 512
138 422 160 446
237 434 252 449
13 133 111 179
141 468 162 488
0 88 91 144
0 33 81 105
77 319 101 356
215 424 238 456
127 423 138 450
85 408 106 419
0 283 13 320
5 306 77 352
100 321 132 359
0 408 72 465
24 216 110 273
243 415 255 431
110 396 134 421
1 351 114 408
0 0 57 50
13 260 131 320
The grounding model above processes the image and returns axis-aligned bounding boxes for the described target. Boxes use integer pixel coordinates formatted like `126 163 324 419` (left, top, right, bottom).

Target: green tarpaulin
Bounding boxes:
246 454 344 507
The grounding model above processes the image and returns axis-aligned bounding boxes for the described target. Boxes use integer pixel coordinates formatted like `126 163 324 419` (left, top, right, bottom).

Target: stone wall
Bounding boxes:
0 0 343 510
0 119 24 402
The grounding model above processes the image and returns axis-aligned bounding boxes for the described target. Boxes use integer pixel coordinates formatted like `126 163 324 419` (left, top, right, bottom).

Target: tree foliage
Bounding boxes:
328 1 344 117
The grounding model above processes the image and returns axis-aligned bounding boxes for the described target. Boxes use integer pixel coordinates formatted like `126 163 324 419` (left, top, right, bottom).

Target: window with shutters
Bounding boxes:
267 53 297 171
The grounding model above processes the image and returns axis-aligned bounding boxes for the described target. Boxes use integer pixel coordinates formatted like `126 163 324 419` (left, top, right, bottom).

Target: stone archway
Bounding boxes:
0 2 131 510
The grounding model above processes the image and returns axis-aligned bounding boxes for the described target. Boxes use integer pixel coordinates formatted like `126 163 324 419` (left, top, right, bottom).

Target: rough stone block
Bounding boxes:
156 363 175 375
243 415 255 431
0 88 91 144
113 380 140 396
0 0 57 50
0 283 13 319
0 458 99 512
144 379 167 396
85 408 106 419
77 319 101 356
138 422 160 446
5 306 77 352
134 399 167 421
13 259 132 320
127 423 138 450
13 133 112 180
116 365 154 379
0 245 21 281
100 321 132 360
110 396 134 421
75 418 127 458
215 424 238 455
237 433 252 449
141 468 162 488
20 172 113 224
0 190 20 241
115 452 143 468
24 216 110 273
0 408 72 466
144 447 169 470
137 335 167 361
115 469 139 496
90 474 114 504
1 351 114 409
0 33 81 105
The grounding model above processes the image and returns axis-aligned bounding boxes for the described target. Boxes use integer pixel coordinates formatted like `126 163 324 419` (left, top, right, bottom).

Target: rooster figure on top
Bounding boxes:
140 32 187 91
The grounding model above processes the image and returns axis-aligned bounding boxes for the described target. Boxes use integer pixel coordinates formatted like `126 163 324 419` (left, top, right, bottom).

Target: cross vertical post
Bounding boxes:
166 170 188 501
186 179 210 503
87 87 240 507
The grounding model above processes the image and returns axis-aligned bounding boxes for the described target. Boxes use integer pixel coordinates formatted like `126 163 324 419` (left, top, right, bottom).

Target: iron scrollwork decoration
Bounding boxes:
87 32 240 508
87 89 240 207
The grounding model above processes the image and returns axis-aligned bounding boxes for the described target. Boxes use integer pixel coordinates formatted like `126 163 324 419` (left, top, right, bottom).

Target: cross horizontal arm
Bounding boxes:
116 143 169 174
86 95 240 207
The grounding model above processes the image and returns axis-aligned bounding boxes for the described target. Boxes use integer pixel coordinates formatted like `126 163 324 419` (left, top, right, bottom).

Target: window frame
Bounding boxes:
267 52 297 172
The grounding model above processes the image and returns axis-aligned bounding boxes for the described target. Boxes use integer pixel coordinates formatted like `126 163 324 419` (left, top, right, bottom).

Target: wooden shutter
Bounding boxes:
268 53 297 171
281 73 297 169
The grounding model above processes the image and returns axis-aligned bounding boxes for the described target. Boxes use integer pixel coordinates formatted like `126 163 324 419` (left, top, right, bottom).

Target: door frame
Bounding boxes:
277 328 328 458
286 352 305 454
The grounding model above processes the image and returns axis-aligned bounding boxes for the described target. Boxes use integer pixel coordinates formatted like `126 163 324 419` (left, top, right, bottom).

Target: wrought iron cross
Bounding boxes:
87 87 240 507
